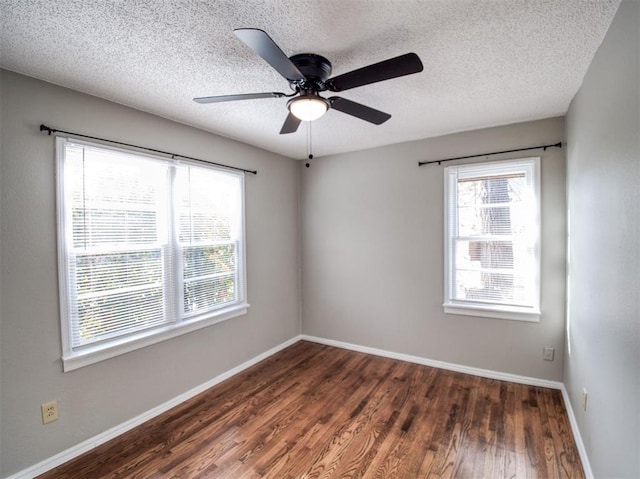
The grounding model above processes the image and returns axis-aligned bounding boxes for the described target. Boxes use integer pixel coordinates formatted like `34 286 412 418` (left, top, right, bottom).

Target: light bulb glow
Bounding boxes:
288 96 328 121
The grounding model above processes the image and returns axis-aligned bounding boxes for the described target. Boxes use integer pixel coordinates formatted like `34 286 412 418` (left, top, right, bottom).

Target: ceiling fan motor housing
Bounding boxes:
289 53 332 89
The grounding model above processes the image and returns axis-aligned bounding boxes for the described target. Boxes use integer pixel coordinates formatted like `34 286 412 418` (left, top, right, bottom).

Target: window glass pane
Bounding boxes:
66 146 168 249
456 271 515 303
457 174 528 237
74 286 166 346
455 240 515 270
457 174 526 206
72 208 159 247
76 250 163 294
183 244 236 279
457 205 519 237
184 275 236 314
175 166 241 243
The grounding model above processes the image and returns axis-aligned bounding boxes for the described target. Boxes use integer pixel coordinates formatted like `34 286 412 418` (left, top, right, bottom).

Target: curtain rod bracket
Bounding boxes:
40 124 55 135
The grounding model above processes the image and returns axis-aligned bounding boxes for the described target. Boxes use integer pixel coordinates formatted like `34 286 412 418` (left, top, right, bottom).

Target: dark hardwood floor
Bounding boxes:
38 341 584 478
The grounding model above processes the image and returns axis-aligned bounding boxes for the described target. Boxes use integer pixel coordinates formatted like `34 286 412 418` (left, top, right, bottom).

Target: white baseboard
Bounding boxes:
5 336 302 479
300 334 563 390
560 384 594 479
10 334 591 479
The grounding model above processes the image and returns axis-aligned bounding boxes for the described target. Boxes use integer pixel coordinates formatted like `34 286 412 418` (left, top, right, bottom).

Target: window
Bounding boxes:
444 158 540 321
57 138 247 371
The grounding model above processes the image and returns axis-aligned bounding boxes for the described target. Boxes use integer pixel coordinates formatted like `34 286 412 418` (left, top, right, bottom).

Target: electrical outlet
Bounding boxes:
582 388 588 412
41 400 59 424
543 347 555 361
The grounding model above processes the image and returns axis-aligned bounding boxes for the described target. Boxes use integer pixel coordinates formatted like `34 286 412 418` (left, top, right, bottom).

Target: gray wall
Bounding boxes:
0 70 301 477
301 117 567 381
565 1 640 477
0 67 3 475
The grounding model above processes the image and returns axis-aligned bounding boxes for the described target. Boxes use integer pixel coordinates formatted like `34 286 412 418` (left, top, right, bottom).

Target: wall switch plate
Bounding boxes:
41 400 59 424
543 347 555 361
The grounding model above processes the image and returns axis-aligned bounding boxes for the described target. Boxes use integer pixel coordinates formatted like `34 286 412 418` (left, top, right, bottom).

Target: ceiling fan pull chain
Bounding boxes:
306 122 313 168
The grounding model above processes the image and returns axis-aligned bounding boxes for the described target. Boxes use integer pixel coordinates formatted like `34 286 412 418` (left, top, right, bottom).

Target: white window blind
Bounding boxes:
57 138 247 370
444 158 540 321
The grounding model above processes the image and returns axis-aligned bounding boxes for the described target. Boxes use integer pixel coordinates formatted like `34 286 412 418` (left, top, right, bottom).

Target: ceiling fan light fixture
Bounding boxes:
288 95 329 121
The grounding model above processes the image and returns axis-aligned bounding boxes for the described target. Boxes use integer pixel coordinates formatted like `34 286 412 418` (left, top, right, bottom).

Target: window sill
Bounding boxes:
444 303 540 322
62 303 250 372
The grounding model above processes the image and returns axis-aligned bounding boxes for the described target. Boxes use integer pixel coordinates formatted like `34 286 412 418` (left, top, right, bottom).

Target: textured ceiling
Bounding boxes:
0 0 620 159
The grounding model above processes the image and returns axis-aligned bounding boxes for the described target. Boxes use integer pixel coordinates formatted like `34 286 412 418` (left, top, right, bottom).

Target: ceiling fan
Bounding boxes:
194 28 424 134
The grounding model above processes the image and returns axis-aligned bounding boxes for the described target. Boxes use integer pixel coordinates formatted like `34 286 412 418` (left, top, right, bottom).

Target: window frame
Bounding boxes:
56 137 249 371
443 157 541 322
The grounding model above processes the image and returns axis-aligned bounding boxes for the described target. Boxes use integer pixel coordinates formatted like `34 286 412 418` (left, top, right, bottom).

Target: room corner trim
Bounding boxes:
300 334 563 389
4 335 303 479
560 385 594 479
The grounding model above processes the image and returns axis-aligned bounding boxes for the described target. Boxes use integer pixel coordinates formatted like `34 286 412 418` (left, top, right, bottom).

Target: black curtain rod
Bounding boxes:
39 124 258 175
418 142 562 167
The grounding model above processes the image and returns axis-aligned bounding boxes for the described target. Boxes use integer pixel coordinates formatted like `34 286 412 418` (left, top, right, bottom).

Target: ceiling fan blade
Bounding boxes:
280 112 302 134
234 28 306 82
329 97 391 125
193 92 288 104
326 53 423 92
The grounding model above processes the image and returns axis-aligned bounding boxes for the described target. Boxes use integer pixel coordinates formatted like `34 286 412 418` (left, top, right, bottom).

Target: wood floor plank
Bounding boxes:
37 341 585 479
